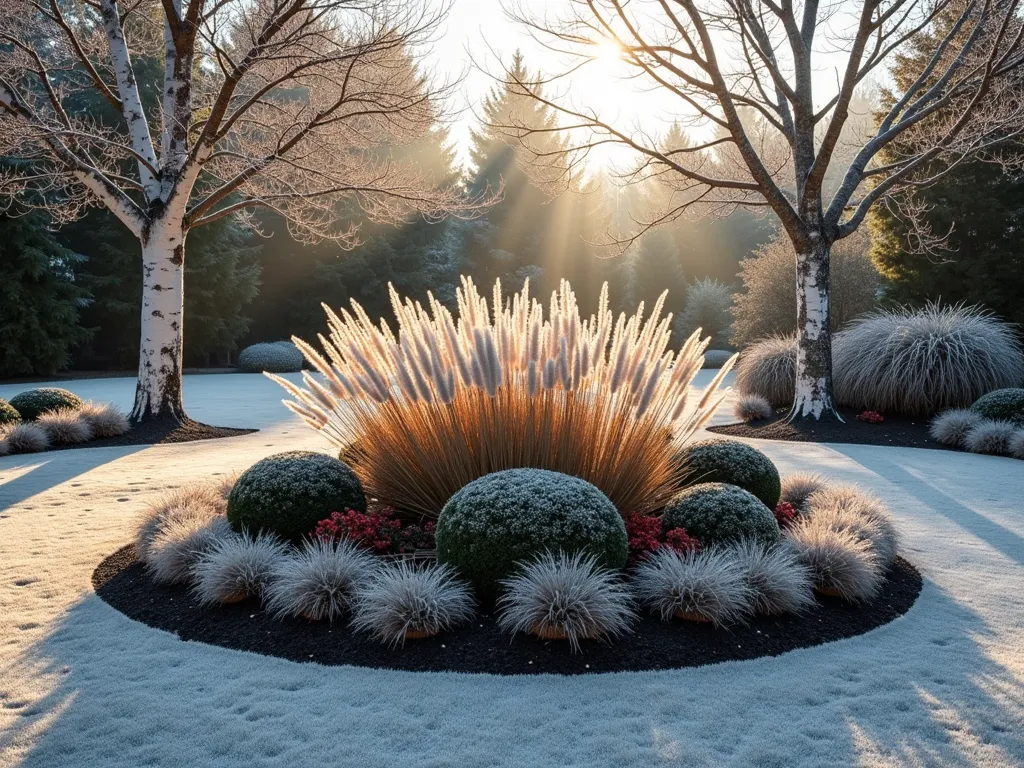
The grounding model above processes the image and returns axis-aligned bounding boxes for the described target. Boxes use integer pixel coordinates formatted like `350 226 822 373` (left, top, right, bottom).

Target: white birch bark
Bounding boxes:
791 238 839 420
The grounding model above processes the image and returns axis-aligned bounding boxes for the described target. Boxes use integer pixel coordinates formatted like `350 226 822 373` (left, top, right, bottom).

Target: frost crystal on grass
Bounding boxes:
632 547 754 626
191 532 288 604
732 540 815 615
265 538 378 622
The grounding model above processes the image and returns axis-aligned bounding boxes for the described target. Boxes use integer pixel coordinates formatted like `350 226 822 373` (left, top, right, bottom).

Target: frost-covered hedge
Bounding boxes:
435 469 628 599
237 341 304 373
971 388 1024 425
676 438 781 508
9 387 83 421
227 451 366 542
702 350 735 369
662 482 781 547
0 398 20 426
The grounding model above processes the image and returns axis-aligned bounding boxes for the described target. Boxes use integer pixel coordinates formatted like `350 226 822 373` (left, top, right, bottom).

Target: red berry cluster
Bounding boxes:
625 512 702 564
773 501 797 529
315 507 436 554
857 410 885 424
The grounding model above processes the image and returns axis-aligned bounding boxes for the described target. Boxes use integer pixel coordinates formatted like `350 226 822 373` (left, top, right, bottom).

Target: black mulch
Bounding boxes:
95 544 922 676
44 417 255 453
709 405 950 451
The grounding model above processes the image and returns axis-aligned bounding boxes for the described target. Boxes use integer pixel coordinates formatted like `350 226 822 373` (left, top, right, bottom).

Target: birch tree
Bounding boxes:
0 0 480 424
503 0 1024 419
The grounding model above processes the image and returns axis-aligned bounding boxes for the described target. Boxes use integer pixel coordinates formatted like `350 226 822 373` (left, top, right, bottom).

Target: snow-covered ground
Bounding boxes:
1 373 1022 767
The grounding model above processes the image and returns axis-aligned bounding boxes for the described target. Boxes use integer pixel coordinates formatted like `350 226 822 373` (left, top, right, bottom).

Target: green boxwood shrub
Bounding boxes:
227 451 366 542
971 388 1024 425
662 482 781 547
0 399 20 426
237 342 303 373
676 438 781 507
9 388 83 421
435 468 628 599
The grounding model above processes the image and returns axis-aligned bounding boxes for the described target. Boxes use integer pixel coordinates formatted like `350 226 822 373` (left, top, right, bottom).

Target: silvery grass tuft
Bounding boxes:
265 538 378 622
271 277 735 518
0 422 50 453
497 551 635 652
732 540 816 615
963 419 1018 455
191 532 288 605
785 521 882 603
779 472 828 512
733 393 774 422
929 408 984 448
632 547 754 626
1010 429 1024 460
36 408 93 444
0 435 9 456
805 485 899 568
146 514 234 584
833 303 1024 416
734 335 796 407
134 482 228 561
351 560 474 647
77 402 130 437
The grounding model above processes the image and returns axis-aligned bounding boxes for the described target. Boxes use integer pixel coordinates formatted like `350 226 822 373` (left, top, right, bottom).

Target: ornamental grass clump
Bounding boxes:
351 560 475 647
192 532 288 605
734 335 796 407
963 420 1018 455
785 521 882 602
832 303 1024 416
779 472 827 511
929 409 983 448
633 547 754 626
265 538 378 622
805 485 900 568
146 514 234 584
732 540 815 616
77 401 131 437
135 482 229 560
0 422 50 453
271 277 735 519
36 408 93 444
497 551 635 652
733 393 773 422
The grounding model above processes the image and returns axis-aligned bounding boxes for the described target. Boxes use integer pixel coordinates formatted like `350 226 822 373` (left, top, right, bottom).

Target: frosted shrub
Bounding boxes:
674 278 733 350
633 547 754 625
36 408 93 444
703 349 735 369
238 342 303 373
929 409 983 448
833 303 1024 416
497 551 635 652
192 532 288 604
734 335 797 407
264 538 378 622
9 387 83 420
352 561 475 647
970 388 1024 425
273 277 735 518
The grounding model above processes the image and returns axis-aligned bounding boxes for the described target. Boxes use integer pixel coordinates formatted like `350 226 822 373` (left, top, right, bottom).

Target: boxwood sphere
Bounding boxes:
435 468 628 599
0 399 20 426
971 388 1024 425
662 482 781 547
677 438 781 507
9 388 83 421
227 451 366 542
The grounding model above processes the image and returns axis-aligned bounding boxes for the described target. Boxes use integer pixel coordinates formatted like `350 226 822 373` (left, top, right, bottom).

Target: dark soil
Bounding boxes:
45 417 255 453
710 405 949 451
95 544 922 676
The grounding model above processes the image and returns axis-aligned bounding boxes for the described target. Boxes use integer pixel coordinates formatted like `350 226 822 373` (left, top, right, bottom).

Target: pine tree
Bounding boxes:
0 213 91 376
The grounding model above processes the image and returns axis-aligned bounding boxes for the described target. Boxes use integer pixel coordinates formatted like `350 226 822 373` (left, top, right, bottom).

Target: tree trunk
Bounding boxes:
790 236 842 421
131 220 187 424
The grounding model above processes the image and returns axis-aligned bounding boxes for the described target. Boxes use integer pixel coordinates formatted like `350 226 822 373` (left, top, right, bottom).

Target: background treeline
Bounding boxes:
2 51 1022 378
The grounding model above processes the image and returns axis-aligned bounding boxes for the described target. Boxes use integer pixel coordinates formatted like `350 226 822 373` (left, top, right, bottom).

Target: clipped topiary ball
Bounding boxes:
435 468 628 599
0 399 20 426
676 438 781 508
237 342 303 373
971 388 1024 425
227 451 366 543
662 482 781 547
9 388 83 421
